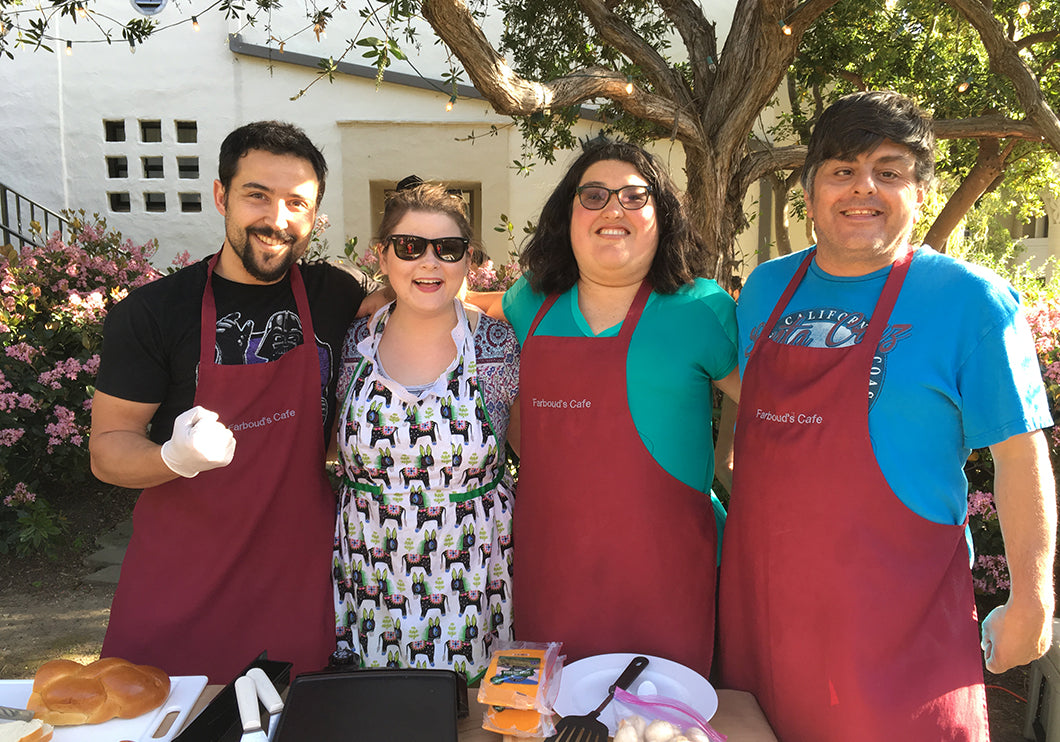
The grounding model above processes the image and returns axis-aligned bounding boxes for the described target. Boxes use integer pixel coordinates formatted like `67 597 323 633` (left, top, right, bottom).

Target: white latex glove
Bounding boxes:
160 406 237 478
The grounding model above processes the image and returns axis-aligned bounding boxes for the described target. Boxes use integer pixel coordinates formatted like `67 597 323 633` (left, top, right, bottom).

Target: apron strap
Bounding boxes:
528 280 652 340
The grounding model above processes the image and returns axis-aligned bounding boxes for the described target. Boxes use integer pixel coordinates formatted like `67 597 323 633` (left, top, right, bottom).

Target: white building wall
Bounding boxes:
1 0 762 271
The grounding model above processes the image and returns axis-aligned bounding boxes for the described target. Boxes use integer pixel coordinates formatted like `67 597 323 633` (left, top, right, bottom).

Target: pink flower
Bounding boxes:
4 343 38 364
45 405 83 451
0 428 25 446
3 481 37 507
968 490 997 519
973 554 1011 594
171 251 193 269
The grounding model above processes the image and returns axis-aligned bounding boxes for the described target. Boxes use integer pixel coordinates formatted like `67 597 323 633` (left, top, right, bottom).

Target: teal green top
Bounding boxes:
503 276 738 561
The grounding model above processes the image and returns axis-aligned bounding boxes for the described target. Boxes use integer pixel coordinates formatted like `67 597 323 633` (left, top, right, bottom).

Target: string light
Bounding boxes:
779 19 793 35
128 38 136 53
76 3 86 17
191 15 200 30
1018 1 1031 16
445 95 456 112
65 40 72 55
624 75 634 94
957 78 971 93
706 55 717 73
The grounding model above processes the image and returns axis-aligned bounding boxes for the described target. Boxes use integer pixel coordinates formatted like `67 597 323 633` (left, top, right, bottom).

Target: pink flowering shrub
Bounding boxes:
0 212 159 556
467 252 522 293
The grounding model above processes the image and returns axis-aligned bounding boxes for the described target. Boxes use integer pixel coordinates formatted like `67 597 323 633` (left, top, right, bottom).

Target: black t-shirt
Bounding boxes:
96 256 369 443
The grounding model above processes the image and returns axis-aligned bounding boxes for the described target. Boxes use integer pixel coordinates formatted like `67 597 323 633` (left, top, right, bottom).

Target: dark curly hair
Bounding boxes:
521 137 707 295
218 121 328 206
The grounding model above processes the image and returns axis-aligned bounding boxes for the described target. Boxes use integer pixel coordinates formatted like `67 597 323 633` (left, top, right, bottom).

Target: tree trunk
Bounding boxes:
770 173 795 258
921 138 1007 252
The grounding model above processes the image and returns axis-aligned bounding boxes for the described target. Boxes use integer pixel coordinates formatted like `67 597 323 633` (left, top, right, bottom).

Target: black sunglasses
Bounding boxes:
575 184 654 210
386 234 470 262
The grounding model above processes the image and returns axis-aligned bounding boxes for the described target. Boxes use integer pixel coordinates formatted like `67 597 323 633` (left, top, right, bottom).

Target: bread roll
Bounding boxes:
26 657 171 726
0 719 54 742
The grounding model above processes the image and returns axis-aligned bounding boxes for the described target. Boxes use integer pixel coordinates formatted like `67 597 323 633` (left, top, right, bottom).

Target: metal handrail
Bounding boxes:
0 183 70 249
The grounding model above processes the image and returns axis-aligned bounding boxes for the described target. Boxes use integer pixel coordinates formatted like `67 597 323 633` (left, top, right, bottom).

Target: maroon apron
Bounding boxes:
718 249 988 740
513 282 718 677
102 254 336 683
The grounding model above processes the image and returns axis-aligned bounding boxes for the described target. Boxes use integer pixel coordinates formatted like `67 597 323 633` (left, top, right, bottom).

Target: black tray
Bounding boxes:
273 668 464 742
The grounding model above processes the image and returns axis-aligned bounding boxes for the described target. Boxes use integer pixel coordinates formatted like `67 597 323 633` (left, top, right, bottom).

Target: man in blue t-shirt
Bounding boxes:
718 91 1055 742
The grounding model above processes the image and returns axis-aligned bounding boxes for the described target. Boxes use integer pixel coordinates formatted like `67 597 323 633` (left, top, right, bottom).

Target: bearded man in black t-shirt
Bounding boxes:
89 121 376 682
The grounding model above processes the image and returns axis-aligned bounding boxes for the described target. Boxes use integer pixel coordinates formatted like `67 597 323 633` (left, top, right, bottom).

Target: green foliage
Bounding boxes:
783 0 1059 204
0 213 159 556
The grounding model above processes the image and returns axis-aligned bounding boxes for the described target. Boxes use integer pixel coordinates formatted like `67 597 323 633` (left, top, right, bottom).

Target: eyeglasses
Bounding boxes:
386 234 470 262
575 184 654 210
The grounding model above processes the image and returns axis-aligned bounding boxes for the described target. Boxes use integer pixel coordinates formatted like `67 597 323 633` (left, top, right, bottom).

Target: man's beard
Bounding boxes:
230 225 306 283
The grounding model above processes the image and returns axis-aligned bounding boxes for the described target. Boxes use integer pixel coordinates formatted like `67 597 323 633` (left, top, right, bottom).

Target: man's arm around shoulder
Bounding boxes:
980 428 1057 673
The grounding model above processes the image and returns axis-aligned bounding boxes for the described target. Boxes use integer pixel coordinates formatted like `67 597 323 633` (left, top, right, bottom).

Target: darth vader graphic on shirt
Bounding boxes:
214 309 335 421
216 310 306 363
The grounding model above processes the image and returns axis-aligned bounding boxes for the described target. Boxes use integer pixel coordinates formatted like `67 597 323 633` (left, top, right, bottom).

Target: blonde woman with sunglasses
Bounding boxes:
330 181 520 681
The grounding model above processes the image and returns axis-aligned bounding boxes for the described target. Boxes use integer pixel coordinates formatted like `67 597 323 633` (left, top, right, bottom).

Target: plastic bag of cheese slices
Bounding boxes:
478 641 564 738
611 686 727 742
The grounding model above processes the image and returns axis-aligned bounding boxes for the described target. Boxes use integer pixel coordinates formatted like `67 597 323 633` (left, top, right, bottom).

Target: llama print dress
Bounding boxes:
333 300 518 681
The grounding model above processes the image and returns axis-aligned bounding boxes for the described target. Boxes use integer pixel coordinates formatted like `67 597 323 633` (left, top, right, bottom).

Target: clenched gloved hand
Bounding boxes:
160 406 237 478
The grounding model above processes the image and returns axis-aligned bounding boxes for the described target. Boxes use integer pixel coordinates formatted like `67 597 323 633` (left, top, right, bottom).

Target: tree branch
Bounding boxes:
657 0 718 108
421 0 702 143
576 0 691 108
932 114 1049 140
1015 30 1058 53
943 0 1060 153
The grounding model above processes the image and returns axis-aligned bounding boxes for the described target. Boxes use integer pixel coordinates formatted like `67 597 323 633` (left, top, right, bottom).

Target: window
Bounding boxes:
177 157 199 179
109 192 131 212
140 120 162 143
142 157 164 178
371 180 482 241
104 120 126 142
179 193 202 213
106 156 128 179
144 192 166 212
175 121 198 143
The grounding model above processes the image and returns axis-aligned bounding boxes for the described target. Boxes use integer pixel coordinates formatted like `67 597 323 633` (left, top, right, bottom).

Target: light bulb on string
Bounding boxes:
625 75 634 94
446 95 456 112
76 3 86 17
65 40 72 55
192 15 200 30
1018 1 1031 17
128 38 136 53
779 19 792 35
957 78 971 93
706 55 717 73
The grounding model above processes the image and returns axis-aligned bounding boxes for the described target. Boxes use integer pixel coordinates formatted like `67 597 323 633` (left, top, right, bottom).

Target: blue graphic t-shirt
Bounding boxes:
737 245 1052 528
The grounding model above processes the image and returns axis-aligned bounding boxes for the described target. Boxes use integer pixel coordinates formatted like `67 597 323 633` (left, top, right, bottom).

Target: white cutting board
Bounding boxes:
0 675 208 741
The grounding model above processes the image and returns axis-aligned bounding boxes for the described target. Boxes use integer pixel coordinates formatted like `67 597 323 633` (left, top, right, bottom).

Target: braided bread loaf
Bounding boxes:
26 657 171 725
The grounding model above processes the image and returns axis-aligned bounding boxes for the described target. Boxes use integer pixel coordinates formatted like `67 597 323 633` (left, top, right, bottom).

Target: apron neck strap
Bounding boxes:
530 280 653 339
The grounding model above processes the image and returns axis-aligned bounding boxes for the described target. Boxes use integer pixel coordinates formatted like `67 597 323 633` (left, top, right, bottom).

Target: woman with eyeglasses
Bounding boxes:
474 137 740 678
330 181 519 679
